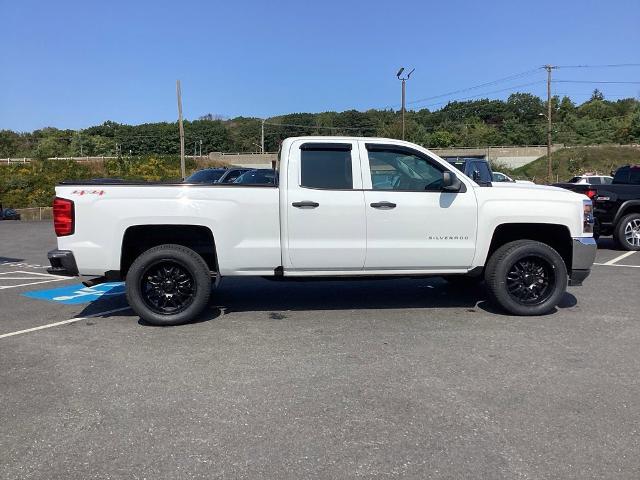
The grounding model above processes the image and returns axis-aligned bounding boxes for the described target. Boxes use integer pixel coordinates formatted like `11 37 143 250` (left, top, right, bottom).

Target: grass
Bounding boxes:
512 146 640 183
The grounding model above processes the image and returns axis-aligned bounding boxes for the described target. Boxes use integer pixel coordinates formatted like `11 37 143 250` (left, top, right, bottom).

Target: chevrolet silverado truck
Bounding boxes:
48 137 597 325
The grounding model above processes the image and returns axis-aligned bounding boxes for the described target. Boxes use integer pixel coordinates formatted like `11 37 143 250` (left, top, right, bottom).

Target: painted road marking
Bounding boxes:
0 306 131 340
0 271 69 290
602 251 637 265
22 282 125 304
0 261 48 269
595 263 640 268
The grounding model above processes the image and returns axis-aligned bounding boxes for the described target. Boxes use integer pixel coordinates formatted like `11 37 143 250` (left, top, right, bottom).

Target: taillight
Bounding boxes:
53 197 74 236
585 189 597 199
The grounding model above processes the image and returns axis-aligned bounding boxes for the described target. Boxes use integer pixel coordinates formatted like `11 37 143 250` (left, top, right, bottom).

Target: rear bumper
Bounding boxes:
569 237 597 286
47 249 79 276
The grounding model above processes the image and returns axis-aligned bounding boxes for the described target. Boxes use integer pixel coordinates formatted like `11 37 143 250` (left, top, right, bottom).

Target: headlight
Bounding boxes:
583 199 594 234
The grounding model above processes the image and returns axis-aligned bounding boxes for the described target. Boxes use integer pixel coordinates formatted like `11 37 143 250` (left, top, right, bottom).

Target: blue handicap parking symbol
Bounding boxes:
23 282 126 305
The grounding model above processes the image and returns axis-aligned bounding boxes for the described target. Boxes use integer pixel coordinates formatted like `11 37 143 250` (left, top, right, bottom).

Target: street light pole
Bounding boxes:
396 67 415 141
261 119 266 154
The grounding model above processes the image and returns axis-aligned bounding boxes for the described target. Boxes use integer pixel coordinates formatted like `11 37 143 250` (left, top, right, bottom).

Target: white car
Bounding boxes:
493 171 535 185
568 175 613 185
48 137 596 325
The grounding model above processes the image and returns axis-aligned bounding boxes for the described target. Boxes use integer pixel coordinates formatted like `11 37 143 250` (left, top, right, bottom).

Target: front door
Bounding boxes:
361 142 478 270
284 140 366 271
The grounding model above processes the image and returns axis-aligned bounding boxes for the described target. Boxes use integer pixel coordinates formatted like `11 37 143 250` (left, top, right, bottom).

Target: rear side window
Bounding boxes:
630 168 640 185
300 146 352 189
589 177 601 185
613 167 630 184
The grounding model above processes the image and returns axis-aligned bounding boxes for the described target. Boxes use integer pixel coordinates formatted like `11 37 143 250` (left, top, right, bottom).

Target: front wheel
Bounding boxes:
126 244 212 326
484 240 567 316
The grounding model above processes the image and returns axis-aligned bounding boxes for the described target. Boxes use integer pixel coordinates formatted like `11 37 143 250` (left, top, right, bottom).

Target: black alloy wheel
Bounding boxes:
505 256 555 306
140 260 196 314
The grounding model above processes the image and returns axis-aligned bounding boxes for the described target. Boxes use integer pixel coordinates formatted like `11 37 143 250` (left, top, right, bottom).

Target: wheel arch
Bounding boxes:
120 224 217 278
613 201 640 225
485 223 573 271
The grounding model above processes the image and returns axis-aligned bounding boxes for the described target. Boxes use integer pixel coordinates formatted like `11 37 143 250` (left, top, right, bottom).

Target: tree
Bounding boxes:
590 89 604 101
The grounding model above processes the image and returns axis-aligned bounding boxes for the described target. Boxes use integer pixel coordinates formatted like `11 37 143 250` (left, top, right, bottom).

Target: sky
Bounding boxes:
1 0 639 132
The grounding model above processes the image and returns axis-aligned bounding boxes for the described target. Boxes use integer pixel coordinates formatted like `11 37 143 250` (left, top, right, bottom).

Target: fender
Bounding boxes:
613 200 640 224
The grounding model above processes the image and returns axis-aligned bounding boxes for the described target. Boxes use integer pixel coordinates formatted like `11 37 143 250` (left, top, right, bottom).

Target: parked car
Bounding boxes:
48 136 595 325
567 175 613 185
185 168 228 184
233 169 277 185
1 207 21 220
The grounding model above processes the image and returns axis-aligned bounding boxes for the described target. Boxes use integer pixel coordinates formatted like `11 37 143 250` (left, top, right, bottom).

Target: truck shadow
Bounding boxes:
204 277 578 320
74 276 578 326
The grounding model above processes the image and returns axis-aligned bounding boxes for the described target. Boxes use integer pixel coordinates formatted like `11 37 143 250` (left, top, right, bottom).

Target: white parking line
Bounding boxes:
601 251 637 266
0 306 132 340
0 270 69 290
594 263 640 268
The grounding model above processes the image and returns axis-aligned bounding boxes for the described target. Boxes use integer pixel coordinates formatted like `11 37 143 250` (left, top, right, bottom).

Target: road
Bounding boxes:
1 221 639 479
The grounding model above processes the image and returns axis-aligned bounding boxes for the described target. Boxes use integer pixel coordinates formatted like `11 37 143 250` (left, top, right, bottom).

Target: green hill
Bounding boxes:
513 146 640 182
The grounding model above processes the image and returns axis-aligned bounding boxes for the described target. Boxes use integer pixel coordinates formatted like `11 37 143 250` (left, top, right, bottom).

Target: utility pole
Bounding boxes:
199 139 202 157
261 119 265 153
544 65 556 183
176 80 186 179
396 67 415 140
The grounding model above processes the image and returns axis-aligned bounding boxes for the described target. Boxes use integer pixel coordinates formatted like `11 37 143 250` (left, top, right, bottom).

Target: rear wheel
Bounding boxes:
484 240 567 316
126 244 212 326
613 213 640 251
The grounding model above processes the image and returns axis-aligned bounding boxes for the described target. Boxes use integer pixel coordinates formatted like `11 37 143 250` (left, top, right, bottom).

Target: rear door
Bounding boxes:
361 142 477 270
283 140 366 271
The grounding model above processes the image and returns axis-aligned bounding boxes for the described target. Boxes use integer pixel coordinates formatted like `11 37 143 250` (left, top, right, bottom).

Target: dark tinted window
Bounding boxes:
220 169 249 183
589 177 602 185
301 149 352 189
630 168 640 185
568 176 581 183
602 177 613 184
186 169 225 183
234 169 276 184
368 149 444 191
613 167 630 184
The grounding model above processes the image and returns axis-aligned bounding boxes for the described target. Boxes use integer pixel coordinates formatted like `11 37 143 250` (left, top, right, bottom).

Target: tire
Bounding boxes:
613 213 640 251
484 240 567 316
126 244 212 326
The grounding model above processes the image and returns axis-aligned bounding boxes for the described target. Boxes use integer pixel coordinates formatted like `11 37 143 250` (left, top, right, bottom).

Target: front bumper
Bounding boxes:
47 249 79 276
569 237 597 286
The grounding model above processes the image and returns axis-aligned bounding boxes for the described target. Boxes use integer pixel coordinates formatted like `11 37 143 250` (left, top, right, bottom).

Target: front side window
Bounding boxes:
300 147 352 189
368 149 444 191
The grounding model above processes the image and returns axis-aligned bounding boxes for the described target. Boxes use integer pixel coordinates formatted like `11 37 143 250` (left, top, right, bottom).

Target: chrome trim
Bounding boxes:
572 237 597 271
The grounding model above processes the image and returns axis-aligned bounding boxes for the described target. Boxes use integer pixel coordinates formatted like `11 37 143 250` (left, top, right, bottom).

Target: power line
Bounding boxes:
556 63 640 69
555 80 640 84
405 68 543 106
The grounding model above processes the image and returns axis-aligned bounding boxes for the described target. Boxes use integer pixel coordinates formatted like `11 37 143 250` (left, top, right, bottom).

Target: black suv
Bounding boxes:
591 165 640 250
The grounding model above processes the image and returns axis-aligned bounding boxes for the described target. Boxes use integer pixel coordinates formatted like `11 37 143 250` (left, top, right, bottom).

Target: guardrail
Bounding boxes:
2 158 31 164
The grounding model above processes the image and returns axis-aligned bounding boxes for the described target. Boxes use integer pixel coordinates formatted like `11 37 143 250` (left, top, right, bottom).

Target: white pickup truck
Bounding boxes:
48 137 597 325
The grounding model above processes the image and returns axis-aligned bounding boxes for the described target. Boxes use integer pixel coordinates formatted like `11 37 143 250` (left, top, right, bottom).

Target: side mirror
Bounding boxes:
443 171 462 192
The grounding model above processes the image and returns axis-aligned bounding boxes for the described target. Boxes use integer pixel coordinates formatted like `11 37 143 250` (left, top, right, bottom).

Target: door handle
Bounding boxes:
292 201 319 208
370 201 396 209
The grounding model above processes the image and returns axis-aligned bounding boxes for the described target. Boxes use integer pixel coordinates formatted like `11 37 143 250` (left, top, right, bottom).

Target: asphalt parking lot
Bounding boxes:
1 221 639 479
